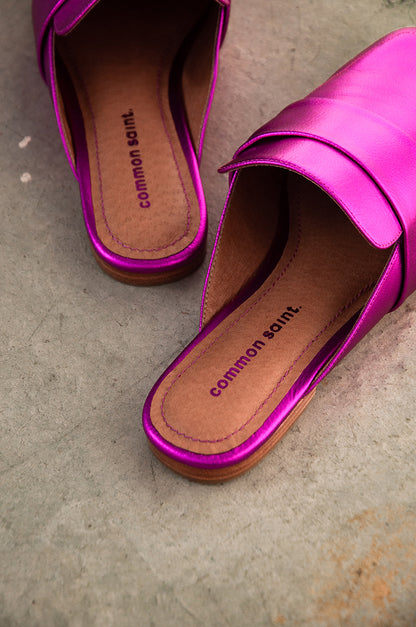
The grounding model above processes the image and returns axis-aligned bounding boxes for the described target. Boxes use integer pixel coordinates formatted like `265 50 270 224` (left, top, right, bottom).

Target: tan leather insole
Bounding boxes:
57 0 210 260
149 174 391 454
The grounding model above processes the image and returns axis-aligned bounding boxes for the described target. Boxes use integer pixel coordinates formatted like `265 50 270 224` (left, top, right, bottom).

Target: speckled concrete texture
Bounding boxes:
1 1 416 625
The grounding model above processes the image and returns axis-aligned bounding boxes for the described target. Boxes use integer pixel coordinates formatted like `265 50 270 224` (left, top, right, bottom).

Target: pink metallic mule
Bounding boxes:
32 0 230 284
143 28 416 481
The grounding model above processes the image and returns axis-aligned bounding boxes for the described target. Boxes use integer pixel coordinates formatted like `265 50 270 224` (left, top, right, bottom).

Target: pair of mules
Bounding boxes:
33 0 416 482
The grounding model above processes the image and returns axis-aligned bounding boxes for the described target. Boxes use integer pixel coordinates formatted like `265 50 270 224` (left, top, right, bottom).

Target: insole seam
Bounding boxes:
195 9 221 159
201 199 301 355
159 176 385 443
160 281 374 443
61 41 193 253
202 170 284 327
159 207 303 433
201 179 241 327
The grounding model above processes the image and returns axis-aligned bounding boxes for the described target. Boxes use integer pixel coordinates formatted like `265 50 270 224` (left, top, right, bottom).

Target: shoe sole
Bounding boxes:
148 388 316 483
92 242 206 285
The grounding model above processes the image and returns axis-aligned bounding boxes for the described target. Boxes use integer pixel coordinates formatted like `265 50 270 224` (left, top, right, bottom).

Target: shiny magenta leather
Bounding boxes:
143 29 416 478
32 0 231 282
216 28 416 380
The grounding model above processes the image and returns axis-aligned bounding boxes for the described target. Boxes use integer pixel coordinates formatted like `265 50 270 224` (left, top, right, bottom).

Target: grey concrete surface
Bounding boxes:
1 0 416 625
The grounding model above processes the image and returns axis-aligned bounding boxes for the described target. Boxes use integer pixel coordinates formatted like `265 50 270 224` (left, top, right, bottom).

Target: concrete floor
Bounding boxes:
2 0 416 625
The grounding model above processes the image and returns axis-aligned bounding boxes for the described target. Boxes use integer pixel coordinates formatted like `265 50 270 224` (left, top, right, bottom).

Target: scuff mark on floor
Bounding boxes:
18 136 31 149
20 172 32 183
310 505 416 625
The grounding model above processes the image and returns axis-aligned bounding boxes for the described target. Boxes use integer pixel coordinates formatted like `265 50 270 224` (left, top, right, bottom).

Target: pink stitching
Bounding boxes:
314 246 401 385
197 9 223 161
155 45 192 242
201 177 238 327
70 47 192 253
162 280 375 444
49 33 77 177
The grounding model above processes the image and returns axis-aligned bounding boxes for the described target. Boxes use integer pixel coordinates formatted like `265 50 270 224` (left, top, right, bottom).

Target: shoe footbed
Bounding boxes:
148 172 391 457
56 0 212 261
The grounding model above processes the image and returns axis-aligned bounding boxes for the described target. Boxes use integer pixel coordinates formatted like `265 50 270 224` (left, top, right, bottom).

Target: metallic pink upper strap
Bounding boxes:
230 96 416 308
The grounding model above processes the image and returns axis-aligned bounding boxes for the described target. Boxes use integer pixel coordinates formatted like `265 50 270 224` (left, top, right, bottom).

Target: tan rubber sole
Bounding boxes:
92 242 206 286
149 388 316 483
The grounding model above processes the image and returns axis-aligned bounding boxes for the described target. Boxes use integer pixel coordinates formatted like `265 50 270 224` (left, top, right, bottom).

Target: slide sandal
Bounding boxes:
143 28 416 481
32 0 230 284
